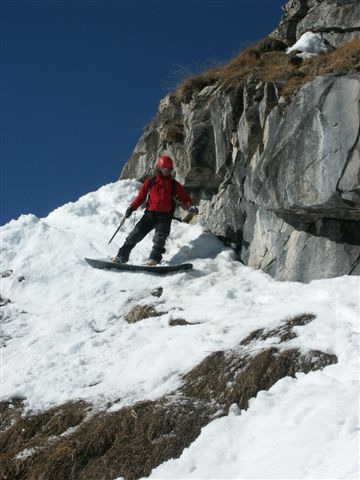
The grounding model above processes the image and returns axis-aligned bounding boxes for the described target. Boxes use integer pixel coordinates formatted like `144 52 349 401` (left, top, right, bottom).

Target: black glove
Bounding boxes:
125 206 134 218
187 205 199 215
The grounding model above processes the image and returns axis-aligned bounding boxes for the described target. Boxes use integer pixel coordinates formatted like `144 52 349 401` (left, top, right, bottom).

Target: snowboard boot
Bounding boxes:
111 255 127 264
147 259 159 267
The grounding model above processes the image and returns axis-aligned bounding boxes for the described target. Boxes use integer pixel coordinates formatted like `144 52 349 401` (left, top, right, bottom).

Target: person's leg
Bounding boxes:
149 214 172 263
116 212 156 262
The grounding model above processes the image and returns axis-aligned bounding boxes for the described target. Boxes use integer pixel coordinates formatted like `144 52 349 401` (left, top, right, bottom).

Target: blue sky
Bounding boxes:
2 0 285 224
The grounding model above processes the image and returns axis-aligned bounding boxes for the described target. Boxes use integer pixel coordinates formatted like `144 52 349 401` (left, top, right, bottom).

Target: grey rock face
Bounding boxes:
249 75 360 217
272 0 360 48
121 86 243 199
120 72 360 282
205 74 360 281
120 0 360 282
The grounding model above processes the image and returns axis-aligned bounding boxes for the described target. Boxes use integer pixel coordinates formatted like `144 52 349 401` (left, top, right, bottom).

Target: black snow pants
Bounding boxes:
117 211 172 263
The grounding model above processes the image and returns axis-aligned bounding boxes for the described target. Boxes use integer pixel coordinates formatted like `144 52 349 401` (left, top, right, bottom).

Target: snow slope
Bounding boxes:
1 180 359 479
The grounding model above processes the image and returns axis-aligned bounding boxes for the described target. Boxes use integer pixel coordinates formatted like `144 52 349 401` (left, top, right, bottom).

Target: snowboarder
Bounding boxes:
111 156 198 266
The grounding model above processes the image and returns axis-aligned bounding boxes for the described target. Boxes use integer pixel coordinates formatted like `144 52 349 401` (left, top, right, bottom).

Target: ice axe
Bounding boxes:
108 216 127 245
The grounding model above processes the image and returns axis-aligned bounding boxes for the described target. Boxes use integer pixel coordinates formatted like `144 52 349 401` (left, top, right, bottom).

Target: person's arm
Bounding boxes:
175 181 198 213
129 178 152 210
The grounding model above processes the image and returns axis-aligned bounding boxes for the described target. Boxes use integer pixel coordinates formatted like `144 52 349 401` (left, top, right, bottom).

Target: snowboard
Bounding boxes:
85 258 193 274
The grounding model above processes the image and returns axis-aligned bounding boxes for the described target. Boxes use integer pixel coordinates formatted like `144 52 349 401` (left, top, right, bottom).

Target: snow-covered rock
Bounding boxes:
286 31 330 57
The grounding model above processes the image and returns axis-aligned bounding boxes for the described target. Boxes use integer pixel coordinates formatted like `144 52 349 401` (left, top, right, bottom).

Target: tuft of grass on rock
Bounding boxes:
175 37 360 102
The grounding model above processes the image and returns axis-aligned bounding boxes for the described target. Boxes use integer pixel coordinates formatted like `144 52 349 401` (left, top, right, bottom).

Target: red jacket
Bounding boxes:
130 174 193 213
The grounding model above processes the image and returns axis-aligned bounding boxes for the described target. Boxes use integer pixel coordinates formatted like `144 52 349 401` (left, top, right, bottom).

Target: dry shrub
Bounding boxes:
175 37 360 102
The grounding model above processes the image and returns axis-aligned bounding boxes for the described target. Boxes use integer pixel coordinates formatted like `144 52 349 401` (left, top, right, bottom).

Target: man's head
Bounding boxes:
156 156 173 177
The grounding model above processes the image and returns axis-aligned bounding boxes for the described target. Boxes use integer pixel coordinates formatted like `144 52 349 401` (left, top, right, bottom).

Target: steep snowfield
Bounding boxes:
1 180 359 479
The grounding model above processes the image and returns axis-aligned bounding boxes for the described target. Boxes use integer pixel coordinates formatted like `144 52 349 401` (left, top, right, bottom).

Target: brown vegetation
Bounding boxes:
182 346 336 412
0 400 90 479
1 313 338 480
240 313 316 345
0 399 25 433
175 37 360 102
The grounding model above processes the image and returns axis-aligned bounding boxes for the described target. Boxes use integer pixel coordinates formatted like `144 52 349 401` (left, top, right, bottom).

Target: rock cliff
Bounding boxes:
120 0 360 282
272 0 360 48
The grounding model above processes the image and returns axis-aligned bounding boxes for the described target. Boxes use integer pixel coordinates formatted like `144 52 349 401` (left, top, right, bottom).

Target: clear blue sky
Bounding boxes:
2 0 285 225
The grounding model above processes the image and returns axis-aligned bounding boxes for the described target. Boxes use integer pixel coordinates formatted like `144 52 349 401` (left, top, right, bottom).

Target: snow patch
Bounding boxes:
287 31 330 58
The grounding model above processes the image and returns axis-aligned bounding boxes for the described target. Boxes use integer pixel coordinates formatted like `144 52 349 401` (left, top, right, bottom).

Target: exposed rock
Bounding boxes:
125 304 164 323
245 75 360 280
249 36 288 55
271 0 309 46
150 287 163 298
271 0 360 48
259 81 279 130
0 296 11 307
121 86 243 202
168 318 200 326
203 74 360 281
249 76 360 216
1 270 13 278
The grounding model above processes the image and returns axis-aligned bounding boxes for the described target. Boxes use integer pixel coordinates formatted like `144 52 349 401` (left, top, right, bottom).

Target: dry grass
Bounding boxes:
1 397 215 480
0 399 25 433
240 313 316 345
0 400 90 479
175 37 360 102
181 345 336 411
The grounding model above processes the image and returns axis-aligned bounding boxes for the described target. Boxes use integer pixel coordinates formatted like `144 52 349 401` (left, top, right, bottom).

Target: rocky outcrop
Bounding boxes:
120 1 360 283
207 74 360 281
272 0 360 48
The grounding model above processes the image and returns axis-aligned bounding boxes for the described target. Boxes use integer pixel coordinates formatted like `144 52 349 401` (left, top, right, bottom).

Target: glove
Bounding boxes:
125 206 134 218
187 205 199 215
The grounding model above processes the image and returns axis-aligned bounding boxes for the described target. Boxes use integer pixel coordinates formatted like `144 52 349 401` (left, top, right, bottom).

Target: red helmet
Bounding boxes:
156 156 173 169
